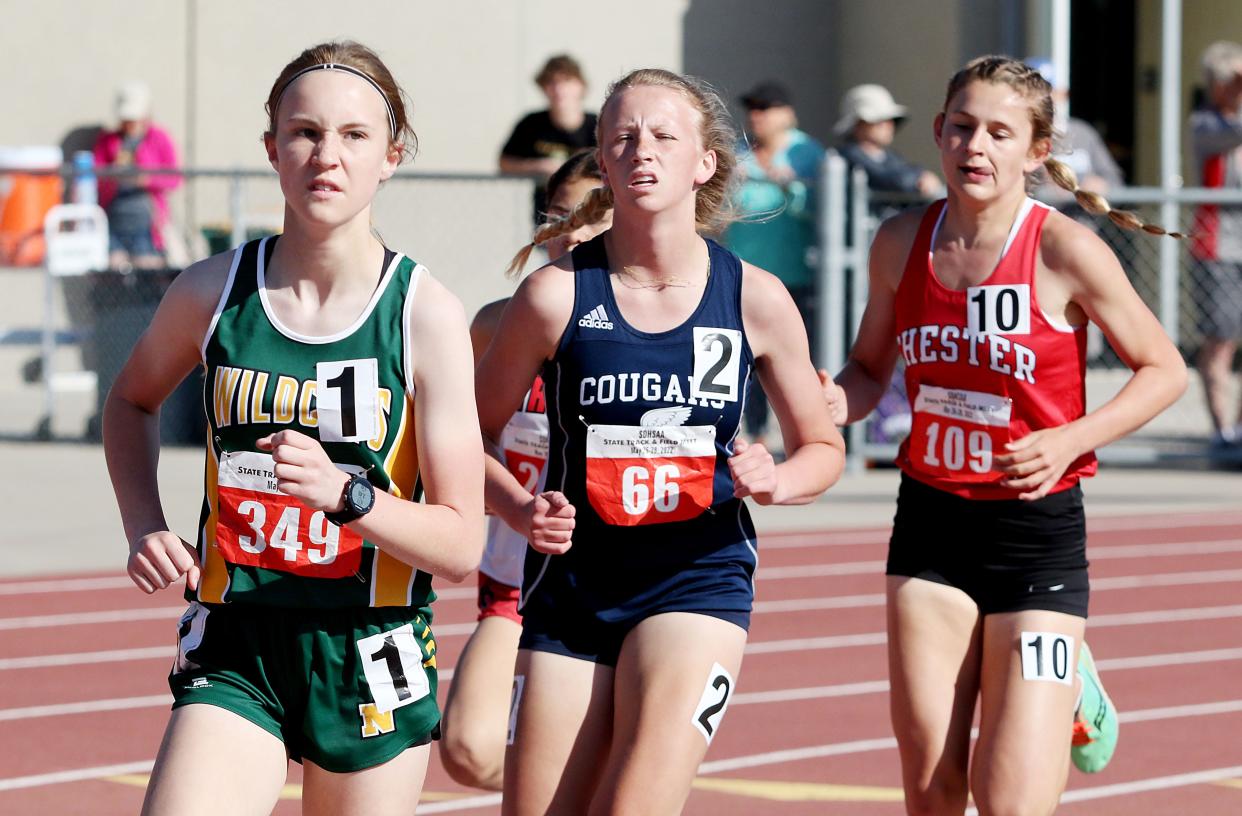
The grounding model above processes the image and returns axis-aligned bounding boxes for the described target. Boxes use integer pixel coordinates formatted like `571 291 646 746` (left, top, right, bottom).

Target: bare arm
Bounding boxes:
356 275 485 580
739 264 846 504
476 261 578 551
261 274 486 581
996 215 1188 498
103 251 231 592
829 210 920 424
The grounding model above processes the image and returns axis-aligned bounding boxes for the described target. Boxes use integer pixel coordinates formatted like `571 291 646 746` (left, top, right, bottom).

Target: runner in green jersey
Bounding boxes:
103 40 483 815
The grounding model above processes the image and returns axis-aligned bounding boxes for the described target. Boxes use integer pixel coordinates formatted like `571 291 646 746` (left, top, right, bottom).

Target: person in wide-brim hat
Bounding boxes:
833 83 909 135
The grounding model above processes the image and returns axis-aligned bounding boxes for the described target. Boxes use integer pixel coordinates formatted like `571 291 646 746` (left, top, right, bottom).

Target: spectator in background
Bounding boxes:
723 80 824 446
1189 40 1242 449
835 83 942 210
1025 58 1125 217
834 84 940 446
499 55 598 225
92 80 181 270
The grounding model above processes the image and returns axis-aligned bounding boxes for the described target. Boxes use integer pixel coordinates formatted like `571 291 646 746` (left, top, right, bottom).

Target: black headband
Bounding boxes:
275 63 398 140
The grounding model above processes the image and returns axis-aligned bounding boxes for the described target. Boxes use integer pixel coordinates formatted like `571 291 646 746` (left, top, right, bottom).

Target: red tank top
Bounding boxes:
893 198 1098 499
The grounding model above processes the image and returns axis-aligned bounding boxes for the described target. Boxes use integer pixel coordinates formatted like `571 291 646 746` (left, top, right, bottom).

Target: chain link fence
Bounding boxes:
0 166 535 442
817 154 1242 469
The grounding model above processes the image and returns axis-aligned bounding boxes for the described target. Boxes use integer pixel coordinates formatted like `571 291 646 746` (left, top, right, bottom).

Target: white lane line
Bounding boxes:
0 760 156 792
753 569 1242 616
1090 604 1242 627
757 561 886 580
733 681 890 705
0 606 185 631
746 632 887 654
757 540 1242 582
1086 513 1242 533
418 794 504 813
0 608 479 635
0 646 173 670
0 576 134 595
753 593 885 614
0 695 173 722
698 736 899 774
704 699 1242 780
1090 539 1242 559
1099 647 1242 671
4 697 1239 797
1059 765 1242 804
12 601 1236 674
755 514 1242 551
1120 699 1242 722
0 562 1236 637
730 654 1242 708
1093 568 1242 589
760 531 890 549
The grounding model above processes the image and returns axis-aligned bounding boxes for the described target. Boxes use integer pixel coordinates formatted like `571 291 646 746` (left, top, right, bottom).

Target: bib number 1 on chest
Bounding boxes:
316 359 379 442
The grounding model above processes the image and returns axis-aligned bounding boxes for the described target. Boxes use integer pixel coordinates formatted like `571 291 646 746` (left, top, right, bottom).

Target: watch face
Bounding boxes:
349 478 374 512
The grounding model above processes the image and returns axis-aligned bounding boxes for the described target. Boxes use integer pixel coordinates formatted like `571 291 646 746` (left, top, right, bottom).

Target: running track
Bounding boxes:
2 510 1241 814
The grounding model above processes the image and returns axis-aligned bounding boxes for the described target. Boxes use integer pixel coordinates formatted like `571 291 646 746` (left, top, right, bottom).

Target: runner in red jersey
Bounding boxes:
825 56 1186 815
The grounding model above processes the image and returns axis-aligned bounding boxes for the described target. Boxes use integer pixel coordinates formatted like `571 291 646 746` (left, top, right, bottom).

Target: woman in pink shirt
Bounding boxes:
93 80 181 269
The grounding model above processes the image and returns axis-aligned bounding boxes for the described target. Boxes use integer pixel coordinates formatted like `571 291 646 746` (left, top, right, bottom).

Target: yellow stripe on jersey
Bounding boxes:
384 392 419 499
373 392 419 606
199 447 230 603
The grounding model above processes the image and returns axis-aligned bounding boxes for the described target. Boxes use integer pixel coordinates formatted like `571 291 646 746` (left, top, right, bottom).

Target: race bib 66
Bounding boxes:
585 423 716 526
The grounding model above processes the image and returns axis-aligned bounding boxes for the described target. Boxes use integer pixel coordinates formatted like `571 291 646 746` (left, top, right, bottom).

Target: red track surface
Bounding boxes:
2 510 1241 814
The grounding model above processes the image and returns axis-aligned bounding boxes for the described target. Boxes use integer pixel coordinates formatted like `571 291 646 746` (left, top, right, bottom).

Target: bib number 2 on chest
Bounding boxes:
691 327 742 403
316 359 379 443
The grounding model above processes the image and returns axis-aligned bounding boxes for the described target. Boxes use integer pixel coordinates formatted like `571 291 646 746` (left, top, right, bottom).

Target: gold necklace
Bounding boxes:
615 254 711 291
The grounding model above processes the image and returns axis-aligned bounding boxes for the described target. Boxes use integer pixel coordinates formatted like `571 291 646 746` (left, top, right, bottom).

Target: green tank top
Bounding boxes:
194 236 433 609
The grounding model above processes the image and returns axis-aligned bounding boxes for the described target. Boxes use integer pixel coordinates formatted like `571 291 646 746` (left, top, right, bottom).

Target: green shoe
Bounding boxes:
1071 641 1119 773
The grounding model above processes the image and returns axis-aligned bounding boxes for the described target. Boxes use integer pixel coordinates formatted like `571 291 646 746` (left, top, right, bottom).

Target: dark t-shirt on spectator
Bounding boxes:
501 110 598 222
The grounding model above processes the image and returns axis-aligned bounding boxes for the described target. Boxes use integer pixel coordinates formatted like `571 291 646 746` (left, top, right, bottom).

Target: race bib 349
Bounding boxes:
215 451 364 577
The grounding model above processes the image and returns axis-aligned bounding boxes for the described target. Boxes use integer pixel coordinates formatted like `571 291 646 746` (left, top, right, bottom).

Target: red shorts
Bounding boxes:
477 571 522 624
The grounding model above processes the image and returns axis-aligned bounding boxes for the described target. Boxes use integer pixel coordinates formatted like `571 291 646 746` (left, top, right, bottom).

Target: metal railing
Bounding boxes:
1 164 536 441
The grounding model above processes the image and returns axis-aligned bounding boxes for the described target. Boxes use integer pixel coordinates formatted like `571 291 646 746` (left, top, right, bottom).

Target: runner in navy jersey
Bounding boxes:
824 56 1186 815
440 150 611 791
475 68 845 815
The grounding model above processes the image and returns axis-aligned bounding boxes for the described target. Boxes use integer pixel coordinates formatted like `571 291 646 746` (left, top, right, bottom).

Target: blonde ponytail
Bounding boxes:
1044 158 1184 238
504 186 615 278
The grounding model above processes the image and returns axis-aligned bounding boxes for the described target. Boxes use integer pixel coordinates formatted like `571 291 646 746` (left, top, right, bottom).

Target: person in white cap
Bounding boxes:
835 83 941 201
91 80 182 269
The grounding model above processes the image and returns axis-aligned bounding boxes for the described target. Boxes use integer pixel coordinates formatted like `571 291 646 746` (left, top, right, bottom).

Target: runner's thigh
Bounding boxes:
591 612 747 816
972 609 1085 816
503 648 614 816
142 703 288 816
887 575 982 810
302 743 430 816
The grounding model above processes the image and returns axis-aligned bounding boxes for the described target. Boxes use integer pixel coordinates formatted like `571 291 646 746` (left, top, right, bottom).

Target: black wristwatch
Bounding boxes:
324 473 375 527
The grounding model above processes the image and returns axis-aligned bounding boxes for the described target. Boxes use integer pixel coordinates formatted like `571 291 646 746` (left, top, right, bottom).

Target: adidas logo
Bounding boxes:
577 304 614 330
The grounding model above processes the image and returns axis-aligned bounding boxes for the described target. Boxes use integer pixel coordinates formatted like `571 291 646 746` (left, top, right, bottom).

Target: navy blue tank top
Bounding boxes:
529 235 759 618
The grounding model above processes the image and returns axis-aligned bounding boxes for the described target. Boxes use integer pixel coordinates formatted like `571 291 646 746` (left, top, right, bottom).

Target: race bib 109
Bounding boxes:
909 385 1011 483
